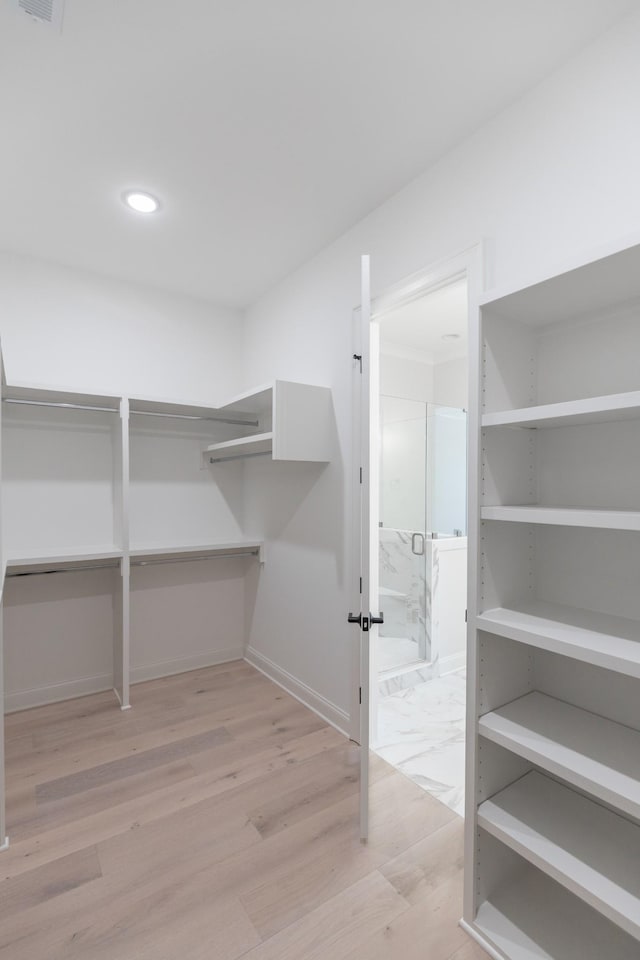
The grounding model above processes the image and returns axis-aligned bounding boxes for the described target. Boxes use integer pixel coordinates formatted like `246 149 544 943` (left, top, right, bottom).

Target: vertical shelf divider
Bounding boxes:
114 397 131 710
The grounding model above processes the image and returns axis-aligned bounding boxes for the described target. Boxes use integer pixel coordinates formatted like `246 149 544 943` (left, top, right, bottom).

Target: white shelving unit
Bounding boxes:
0 369 331 852
464 237 640 958
205 380 332 464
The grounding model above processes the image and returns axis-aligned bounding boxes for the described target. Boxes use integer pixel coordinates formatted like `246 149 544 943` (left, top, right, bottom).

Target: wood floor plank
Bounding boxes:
449 941 494 960
339 871 472 960
35 726 229 803
0 661 486 960
10 760 197 843
238 871 410 960
380 816 465 905
0 846 102 922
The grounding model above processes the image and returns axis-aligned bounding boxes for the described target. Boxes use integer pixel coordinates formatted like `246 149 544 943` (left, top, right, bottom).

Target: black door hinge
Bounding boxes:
359 686 362 704
353 353 362 372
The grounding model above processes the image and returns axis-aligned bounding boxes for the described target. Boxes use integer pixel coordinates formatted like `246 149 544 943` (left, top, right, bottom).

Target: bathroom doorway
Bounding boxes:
372 277 469 816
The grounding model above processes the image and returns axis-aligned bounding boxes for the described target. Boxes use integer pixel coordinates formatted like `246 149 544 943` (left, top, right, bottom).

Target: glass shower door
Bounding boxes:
378 396 428 672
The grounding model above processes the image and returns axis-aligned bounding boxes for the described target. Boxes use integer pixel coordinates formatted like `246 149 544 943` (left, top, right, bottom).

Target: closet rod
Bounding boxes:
132 550 259 567
131 410 259 427
209 451 272 464
3 398 118 414
7 562 121 578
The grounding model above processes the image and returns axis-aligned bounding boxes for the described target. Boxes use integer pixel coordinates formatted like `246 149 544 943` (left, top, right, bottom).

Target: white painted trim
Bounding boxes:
0 837 9 852
458 920 507 960
5 673 114 713
439 651 466 676
478 227 640 308
130 648 243 686
244 646 350 738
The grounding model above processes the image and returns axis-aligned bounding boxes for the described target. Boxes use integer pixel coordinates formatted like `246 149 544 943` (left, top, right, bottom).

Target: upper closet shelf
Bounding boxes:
477 601 640 679
481 505 640 531
3 380 121 411
130 541 264 563
479 691 640 821
482 390 640 429
6 546 123 574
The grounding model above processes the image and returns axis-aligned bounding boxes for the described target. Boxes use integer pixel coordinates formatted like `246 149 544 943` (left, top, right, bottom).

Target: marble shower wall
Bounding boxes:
379 527 429 661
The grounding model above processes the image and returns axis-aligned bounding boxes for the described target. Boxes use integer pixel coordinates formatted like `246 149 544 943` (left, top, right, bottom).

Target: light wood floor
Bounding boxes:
1 661 488 960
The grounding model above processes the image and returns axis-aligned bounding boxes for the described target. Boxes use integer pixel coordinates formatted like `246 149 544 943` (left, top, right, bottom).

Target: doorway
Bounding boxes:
372 277 469 817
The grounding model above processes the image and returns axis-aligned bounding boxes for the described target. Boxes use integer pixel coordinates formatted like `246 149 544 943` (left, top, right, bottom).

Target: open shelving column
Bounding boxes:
464 237 640 960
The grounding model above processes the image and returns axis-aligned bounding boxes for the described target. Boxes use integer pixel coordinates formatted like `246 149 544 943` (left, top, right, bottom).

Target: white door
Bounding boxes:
350 255 382 841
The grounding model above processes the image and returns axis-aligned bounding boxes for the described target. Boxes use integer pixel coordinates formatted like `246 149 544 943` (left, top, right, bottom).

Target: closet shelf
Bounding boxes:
477 601 640 679
130 541 264 563
478 771 640 941
473 866 639 960
479 692 640 821
482 390 640 429
481 504 640 531
205 432 273 463
6 546 123 573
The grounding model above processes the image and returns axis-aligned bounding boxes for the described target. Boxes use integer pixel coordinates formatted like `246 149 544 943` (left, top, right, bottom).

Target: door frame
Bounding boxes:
350 241 485 847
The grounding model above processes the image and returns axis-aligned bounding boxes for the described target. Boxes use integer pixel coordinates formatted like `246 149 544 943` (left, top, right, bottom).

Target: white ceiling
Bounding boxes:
380 278 468 364
0 0 634 307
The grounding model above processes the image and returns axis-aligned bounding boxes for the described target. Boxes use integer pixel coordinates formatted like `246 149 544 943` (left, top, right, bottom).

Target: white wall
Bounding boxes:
241 10 640 736
380 353 434 403
434 357 467 409
0 252 242 401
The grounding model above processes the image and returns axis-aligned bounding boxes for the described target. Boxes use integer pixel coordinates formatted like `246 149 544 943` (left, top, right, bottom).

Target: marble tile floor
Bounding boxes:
373 670 466 817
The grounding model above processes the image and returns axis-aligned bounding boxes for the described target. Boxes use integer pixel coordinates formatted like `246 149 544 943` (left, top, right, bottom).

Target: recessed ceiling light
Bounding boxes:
123 191 160 214
442 333 461 341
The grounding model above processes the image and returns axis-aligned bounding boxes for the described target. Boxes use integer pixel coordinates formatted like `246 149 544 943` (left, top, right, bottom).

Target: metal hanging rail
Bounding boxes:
209 451 271 464
132 550 260 567
3 398 119 414
131 410 259 427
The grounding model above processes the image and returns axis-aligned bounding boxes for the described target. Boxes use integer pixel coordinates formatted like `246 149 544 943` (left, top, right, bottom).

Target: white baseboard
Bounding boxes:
244 646 350 737
0 837 9 852
5 649 244 713
131 648 243 686
439 651 466 676
5 673 114 713
458 919 506 960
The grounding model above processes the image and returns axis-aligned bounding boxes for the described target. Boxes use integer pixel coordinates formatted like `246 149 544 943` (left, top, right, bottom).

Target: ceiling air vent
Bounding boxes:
14 0 65 30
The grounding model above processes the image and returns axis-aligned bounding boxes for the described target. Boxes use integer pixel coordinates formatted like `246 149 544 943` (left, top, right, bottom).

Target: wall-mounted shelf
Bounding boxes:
480 505 640 531
482 391 640 430
205 380 332 464
6 546 123 575
478 771 640 942
206 432 274 463
477 602 640 679
479 692 640 821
